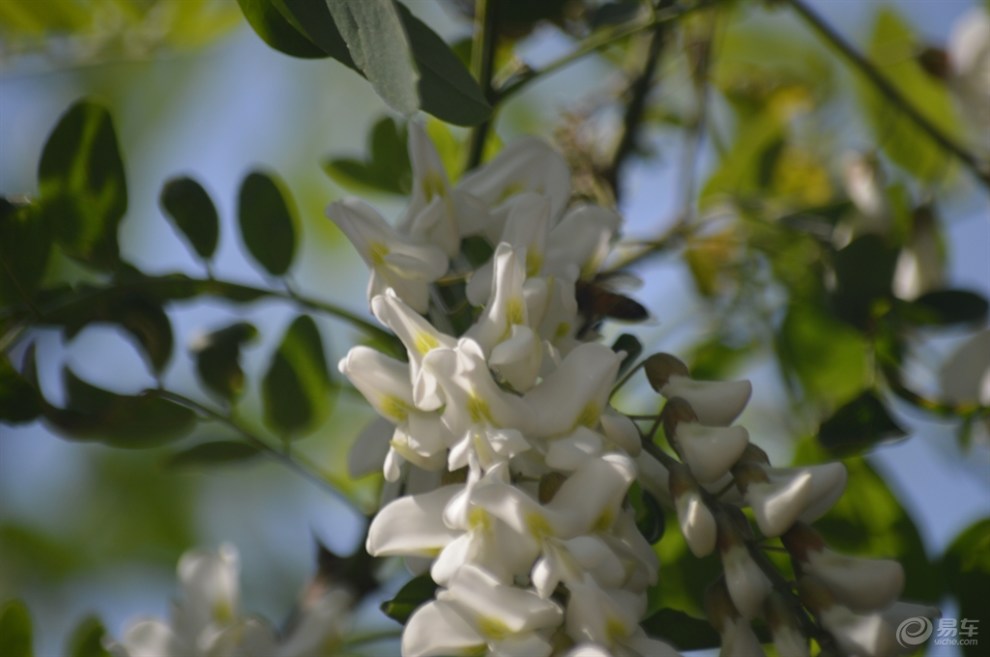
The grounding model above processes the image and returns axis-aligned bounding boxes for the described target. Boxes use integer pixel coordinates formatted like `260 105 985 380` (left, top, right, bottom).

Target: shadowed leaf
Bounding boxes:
262 315 333 439
910 289 989 326
381 573 437 624
0 198 51 308
67 616 110 657
236 0 326 58
160 176 220 261
818 390 907 456
237 170 298 277
640 608 723 651
166 441 262 469
0 600 33 657
38 100 126 269
0 354 42 424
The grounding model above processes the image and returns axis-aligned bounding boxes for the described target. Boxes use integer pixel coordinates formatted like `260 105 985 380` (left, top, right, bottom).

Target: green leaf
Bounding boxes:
818 390 907 456
262 315 333 439
640 608 721 651
322 116 412 195
192 321 258 402
830 233 899 329
236 0 326 58
0 198 51 308
0 600 33 657
273 0 354 65
37 100 126 269
777 303 870 407
51 292 174 375
381 573 437 624
160 176 220 261
859 7 961 181
237 170 298 277
629 482 664 544
0 353 41 424
941 519 990 657
395 2 492 126
66 616 110 657
42 368 196 448
166 441 262 469
909 289 989 326
326 0 419 116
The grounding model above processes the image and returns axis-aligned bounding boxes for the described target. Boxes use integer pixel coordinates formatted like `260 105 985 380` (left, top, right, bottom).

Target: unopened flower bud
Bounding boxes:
705 578 767 657
738 463 847 537
670 464 716 557
672 423 750 484
765 591 809 657
716 511 771 619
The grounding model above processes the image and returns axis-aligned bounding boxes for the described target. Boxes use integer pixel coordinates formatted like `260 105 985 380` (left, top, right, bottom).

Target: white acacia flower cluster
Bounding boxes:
332 126 678 657
332 126 923 657
109 545 352 657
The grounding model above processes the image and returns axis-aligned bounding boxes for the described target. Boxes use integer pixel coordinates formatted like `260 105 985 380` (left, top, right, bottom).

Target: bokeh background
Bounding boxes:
1 1 987 654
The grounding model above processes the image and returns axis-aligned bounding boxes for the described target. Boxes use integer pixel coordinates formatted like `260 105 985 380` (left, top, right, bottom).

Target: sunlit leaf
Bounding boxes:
322 116 412 195
0 599 32 657
262 315 333 440
777 303 869 407
381 573 437 624
166 441 262 469
326 0 419 116
237 170 298 277
37 100 126 269
0 198 51 308
66 616 110 657
859 7 960 181
236 0 325 58
160 176 220 261
42 368 196 448
818 390 907 456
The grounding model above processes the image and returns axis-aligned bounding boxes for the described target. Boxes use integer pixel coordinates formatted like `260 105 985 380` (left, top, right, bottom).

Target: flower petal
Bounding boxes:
367 486 463 557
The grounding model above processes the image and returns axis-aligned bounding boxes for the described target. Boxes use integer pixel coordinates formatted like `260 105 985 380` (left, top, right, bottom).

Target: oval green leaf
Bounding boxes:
38 100 126 269
160 176 220 261
818 390 907 456
381 573 437 624
262 315 333 439
166 441 262 469
67 616 110 657
237 170 298 277
236 0 326 58
0 600 33 657
0 198 51 308
327 0 420 116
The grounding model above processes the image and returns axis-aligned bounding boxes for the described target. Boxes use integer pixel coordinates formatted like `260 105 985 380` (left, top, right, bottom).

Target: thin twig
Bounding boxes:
3 273 397 353
152 389 364 511
602 3 673 199
495 1 717 103
465 0 499 171
786 0 990 190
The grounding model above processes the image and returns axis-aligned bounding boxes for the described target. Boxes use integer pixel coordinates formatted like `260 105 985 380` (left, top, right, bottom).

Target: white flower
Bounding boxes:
402 565 563 657
326 198 447 313
738 462 847 537
670 465 717 558
366 484 464 559
672 423 749 484
949 7 990 144
566 583 682 657
660 376 752 426
803 548 904 612
939 329 990 407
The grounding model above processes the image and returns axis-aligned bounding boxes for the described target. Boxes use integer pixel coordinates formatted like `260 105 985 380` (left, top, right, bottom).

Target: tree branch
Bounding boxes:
786 0 990 190
602 5 672 200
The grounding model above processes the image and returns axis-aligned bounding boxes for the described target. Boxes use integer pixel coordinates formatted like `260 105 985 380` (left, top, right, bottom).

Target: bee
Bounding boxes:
575 272 649 336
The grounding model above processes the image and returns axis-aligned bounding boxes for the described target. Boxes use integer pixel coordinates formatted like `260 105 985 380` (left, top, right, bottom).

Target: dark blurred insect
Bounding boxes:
575 272 649 336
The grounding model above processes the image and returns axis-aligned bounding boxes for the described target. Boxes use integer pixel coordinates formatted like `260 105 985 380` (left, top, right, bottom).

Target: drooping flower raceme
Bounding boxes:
333 125 921 657
108 544 353 657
